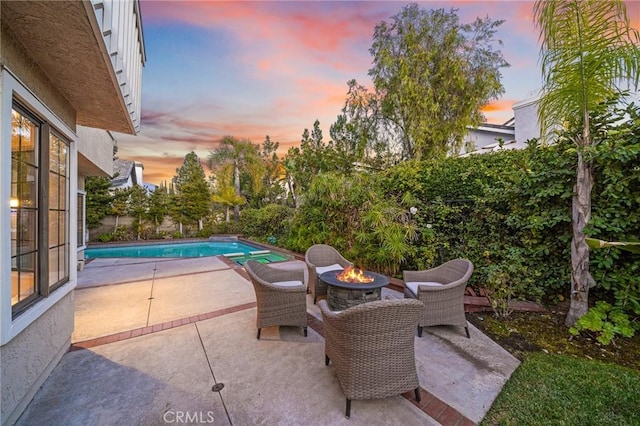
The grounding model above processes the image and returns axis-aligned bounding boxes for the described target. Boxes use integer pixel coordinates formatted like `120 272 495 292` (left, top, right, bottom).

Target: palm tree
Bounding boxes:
534 0 640 326
207 136 264 221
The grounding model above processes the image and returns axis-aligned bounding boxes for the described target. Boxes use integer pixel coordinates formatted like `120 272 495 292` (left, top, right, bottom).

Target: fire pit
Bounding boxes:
319 267 389 311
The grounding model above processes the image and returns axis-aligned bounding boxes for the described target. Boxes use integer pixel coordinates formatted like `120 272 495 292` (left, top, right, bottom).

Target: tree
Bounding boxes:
212 185 245 223
147 183 170 235
207 136 264 221
286 120 334 196
330 79 396 171
127 185 149 240
281 147 300 208
258 135 285 205
172 152 211 231
534 0 640 326
369 4 509 160
111 187 130 233
85 176 113 229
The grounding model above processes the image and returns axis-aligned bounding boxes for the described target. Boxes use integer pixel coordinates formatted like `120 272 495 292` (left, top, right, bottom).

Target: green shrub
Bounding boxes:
569 301 638 345
240 204 294 241
97 233 113 243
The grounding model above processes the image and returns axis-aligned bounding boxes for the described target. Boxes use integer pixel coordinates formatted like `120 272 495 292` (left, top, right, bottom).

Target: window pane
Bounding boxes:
49 210 59 247
11 110 38 165
12 253 37 306
49 247 60 286
49 173 59 209
60 176 67 210
48 132 70 290
59 211 67 246
13 163 39 209
18 210 38 254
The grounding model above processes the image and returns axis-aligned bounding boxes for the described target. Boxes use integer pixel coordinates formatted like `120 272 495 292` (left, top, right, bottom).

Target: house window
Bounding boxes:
11 101 70 316
48 133 70 288
11 107 39 309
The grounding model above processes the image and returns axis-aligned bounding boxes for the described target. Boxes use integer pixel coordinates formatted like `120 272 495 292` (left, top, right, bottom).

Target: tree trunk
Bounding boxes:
566 151 596 327
233 160 241 221
225 206 230 223
114 215 120 233
198 218 203 230
287 177 298 208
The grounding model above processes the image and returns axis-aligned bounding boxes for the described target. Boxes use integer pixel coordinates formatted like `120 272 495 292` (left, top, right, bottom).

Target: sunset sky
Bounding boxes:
115 1 640 185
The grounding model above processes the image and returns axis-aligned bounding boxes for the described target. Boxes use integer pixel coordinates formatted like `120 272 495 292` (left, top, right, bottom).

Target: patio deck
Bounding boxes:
16 256 519 425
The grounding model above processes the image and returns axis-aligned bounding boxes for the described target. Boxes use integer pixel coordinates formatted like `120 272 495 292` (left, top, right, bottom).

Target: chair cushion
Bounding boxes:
406 281 442 295
273 280 304 287
315 264 343 275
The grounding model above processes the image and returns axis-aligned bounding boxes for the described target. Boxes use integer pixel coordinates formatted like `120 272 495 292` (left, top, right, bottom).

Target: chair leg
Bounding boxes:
303 326 308 337
256 328 261 340
414 387 421 402
313 296 317 304
417 326 423 337
325 355 330 366
345 398 351 418
465 326 470 338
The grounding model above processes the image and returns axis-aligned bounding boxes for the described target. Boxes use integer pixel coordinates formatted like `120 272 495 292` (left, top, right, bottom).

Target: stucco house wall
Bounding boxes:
1 1 145 424
77 126 116 177
0 24 82 425
513 93 541 144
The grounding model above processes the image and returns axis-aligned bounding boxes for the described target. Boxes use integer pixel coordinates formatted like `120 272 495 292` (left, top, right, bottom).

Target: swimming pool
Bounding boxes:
85 241 290 264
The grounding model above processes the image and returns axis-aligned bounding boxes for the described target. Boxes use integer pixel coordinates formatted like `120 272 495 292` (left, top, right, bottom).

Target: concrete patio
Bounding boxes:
16 256 519 425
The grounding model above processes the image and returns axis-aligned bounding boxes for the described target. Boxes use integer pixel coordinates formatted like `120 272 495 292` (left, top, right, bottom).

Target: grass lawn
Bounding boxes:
481 352 640 425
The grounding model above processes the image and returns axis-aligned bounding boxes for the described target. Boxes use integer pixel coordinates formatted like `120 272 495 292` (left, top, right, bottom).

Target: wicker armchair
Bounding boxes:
403 258 474 338
305 244 353 304
244 260 308 339
319 299 424 418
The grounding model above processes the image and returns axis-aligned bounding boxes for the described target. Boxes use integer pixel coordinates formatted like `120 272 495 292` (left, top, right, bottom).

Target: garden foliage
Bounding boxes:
279 104 640 326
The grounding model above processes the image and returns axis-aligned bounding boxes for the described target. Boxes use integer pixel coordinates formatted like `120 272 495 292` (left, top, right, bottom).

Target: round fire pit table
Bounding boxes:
319 269 389 311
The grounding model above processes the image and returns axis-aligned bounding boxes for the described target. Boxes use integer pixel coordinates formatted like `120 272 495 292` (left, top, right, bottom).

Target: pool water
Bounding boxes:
85 241 288 264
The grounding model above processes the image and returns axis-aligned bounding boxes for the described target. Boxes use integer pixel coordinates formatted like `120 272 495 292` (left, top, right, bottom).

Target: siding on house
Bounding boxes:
513 93 542 144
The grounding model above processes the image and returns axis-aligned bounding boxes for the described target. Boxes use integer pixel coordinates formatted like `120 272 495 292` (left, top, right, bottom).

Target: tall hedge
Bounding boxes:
268 105 640 313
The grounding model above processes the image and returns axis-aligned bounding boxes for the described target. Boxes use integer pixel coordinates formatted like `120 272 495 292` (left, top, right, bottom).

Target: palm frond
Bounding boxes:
534 0 640 141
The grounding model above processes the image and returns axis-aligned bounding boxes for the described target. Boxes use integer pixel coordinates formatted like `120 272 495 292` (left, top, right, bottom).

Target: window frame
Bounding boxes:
2 69 78 344
10 100 71 316
77 190 87 250
9 103 41 312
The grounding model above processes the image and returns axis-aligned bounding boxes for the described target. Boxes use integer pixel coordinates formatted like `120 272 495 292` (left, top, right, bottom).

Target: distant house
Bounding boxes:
460 122 516 156
460 92 541 156
111 159 145 190
110 159 157 194
1 1 146 423
512 91 542 144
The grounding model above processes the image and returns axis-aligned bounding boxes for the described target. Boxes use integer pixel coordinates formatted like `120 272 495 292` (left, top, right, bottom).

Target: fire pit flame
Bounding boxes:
336 266 374 283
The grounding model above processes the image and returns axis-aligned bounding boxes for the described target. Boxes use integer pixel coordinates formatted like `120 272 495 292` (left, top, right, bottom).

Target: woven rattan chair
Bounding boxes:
319 298 424 418
305 244 353 304
403 258 474 338
244 260 307 339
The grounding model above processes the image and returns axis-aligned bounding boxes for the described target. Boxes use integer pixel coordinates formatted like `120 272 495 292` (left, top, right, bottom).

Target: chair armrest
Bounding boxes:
403 269 441 283
257 278 306 293
318 300 342 322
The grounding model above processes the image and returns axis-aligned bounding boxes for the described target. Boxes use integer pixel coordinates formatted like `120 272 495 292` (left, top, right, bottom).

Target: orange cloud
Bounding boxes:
482 99 517 114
